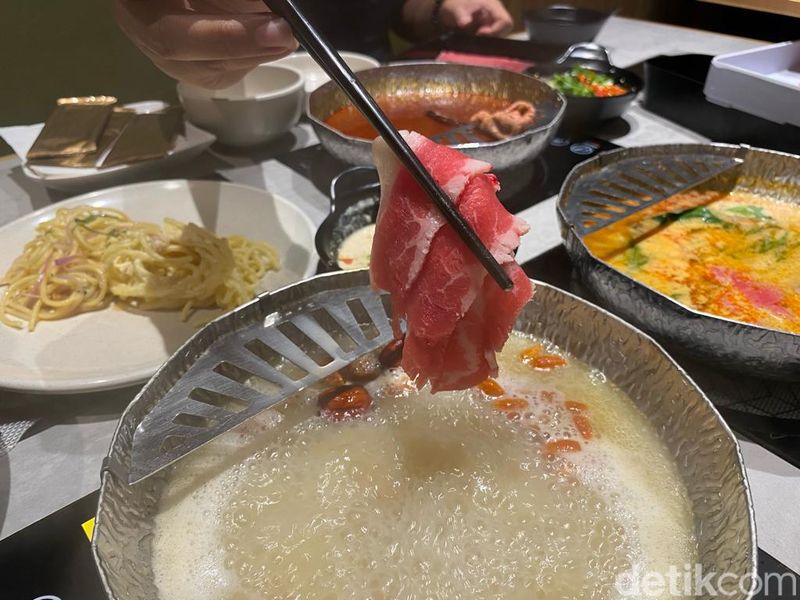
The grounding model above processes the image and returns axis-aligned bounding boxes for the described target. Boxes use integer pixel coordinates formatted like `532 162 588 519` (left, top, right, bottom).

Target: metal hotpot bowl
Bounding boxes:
526 43 643 133
558 143 800 381
91 270 755 599
307 62 566 170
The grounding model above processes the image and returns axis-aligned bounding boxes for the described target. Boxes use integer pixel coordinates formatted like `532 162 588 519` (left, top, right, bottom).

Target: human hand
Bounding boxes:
439 0 514 36
114 0 299 89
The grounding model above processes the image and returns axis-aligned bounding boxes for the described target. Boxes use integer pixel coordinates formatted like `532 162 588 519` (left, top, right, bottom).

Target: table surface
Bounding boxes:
2 13 799 579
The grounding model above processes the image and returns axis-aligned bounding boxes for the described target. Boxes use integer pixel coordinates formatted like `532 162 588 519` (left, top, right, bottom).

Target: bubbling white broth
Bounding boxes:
152 333 697 600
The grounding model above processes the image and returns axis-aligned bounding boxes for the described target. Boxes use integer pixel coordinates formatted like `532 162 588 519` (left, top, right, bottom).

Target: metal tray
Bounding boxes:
558 143 800 381
92 270 755 600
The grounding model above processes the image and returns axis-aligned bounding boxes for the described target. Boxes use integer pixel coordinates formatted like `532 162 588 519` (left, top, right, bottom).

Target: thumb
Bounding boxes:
450 5 476 29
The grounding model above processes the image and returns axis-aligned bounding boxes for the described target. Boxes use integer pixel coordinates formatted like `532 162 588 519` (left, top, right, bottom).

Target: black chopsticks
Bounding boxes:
264 0 513 291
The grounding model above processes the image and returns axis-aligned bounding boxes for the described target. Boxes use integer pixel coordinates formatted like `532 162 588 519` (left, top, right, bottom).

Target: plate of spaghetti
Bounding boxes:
0 179 317 393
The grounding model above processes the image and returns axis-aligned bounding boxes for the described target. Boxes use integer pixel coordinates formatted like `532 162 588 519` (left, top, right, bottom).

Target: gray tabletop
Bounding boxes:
2 14 799 578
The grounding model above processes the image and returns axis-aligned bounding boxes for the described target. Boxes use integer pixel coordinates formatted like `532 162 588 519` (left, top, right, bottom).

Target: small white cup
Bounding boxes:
272 51 380 95
177 64 304 147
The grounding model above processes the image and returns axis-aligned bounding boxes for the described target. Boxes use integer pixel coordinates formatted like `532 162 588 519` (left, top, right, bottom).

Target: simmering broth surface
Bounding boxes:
324 94 511 141
598 191 800 334
152 333 696 600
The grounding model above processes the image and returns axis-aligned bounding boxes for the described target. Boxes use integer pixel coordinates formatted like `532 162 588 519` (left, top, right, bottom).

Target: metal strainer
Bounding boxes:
126 282 396 484
561 149 745 236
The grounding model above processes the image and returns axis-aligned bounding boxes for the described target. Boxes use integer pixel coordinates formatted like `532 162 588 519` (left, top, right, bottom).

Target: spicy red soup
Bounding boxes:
324 94 513 141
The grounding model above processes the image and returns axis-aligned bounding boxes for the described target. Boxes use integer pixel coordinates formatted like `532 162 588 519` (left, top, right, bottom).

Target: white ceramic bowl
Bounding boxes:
177 64 304 147
272 51 380 94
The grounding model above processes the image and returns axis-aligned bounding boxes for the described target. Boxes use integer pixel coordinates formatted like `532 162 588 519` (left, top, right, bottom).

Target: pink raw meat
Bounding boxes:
436 264 533 391
370 132 491 316
436 51 534 73
370 133 535 391
400 223 487 383
710 266 792 318
401 174 530 388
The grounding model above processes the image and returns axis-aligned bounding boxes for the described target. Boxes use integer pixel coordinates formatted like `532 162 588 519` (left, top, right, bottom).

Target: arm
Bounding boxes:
398 0 514 41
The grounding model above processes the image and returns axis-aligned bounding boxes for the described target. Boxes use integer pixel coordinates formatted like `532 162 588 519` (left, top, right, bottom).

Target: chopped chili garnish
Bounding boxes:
575 73 627 97
572 413 593 440
492 397 529 411
565 400 588 412
545 439 582 455
479 378 505 397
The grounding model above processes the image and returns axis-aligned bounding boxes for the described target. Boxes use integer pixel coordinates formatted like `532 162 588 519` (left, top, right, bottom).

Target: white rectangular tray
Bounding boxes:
704 40 800 127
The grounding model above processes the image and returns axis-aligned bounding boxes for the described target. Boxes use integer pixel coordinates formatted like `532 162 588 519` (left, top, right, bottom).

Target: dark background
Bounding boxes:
0 0 797 151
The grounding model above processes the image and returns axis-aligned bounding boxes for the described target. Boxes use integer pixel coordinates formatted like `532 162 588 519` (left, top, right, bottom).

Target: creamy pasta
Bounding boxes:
0 205 280 330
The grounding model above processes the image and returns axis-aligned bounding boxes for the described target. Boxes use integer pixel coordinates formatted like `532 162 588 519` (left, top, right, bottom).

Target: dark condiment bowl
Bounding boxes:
527 43 642 133
315 166 380 272
524 5 612 48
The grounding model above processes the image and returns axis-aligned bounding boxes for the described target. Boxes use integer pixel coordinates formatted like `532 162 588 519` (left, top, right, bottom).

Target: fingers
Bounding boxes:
151 49 296 89
449 5 477 29
476 11 513 36
193 0 275 14
474 2 514 36
115 0 297 62
141 13 294 60
114 0 299 88
440 0 514 37
160 62 255 90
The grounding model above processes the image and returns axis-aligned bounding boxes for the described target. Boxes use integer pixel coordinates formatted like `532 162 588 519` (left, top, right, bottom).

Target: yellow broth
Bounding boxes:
599 191 800 334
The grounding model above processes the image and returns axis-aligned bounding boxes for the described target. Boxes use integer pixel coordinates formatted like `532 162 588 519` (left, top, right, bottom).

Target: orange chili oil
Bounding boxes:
324 94 510 141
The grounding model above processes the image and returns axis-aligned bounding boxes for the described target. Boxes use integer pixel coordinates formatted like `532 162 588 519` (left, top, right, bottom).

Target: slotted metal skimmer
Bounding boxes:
126 280 397 484
561 152 745 236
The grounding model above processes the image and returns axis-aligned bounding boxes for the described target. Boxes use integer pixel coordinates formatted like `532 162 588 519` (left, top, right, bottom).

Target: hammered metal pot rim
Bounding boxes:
92 270 757 600
306 61 567 151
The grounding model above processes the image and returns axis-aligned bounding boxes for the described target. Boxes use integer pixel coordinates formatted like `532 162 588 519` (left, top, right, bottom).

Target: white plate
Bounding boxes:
0 179 318 394
7 101 216 192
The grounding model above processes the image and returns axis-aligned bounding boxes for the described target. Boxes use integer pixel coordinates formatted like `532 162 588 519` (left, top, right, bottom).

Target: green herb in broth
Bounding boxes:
726 205 772 220
676 206 725 224
625 245 648 270
752 231 789 255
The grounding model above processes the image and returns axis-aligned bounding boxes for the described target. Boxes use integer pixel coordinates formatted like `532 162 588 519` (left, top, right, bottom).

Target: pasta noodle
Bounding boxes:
0 205 280 331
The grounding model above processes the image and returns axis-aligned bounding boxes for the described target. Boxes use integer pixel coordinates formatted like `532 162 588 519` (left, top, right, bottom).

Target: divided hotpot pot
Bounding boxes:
558 143 800 381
